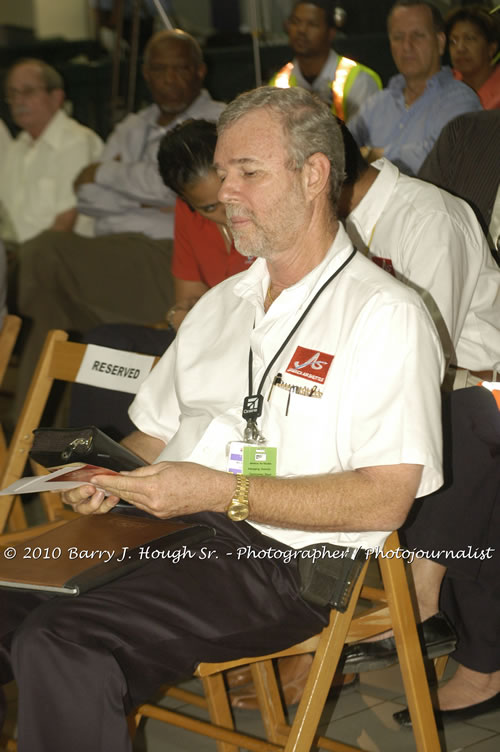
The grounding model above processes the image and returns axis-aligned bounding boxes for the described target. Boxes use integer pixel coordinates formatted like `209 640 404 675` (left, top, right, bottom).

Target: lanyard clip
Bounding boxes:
243 419 267 444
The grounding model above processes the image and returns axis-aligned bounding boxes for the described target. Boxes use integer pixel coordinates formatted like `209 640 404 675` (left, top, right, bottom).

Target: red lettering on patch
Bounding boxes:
285 346 334 384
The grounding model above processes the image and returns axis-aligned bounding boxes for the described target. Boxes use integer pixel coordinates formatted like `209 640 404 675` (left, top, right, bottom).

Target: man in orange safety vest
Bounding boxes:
270 0 382 121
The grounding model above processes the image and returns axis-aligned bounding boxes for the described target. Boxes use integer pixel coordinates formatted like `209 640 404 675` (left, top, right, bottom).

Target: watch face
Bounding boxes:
228 501 249 521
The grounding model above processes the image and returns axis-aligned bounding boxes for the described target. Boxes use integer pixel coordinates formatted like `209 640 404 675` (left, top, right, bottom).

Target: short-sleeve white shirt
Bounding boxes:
346 159 500 371
130 225 444 551
0 120 11 154
0 110 103 244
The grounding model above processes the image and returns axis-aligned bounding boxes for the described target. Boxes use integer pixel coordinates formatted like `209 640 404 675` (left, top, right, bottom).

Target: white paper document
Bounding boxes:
0 464 118 495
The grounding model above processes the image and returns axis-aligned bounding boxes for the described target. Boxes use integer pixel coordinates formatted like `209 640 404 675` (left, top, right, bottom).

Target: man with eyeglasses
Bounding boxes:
347 1 482 176
0 59 103 244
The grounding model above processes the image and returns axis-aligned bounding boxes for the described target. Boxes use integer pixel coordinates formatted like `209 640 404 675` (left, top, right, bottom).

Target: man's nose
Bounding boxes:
162 66 180 84
218 176 238 204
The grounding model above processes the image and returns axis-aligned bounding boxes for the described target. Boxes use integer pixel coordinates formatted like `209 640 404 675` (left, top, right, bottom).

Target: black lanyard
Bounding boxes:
242 248 356 440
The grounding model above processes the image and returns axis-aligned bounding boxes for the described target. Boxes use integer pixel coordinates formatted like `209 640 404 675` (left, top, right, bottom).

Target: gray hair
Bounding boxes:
217 86 346 209
143 30 203 67
6 58 64 92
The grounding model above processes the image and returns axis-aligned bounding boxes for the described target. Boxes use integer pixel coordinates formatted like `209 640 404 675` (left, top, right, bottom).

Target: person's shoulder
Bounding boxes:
436 67 481 103
445 109 500 137
346 250 425 310
362 76 400 107
113 104 158 132
351 60 382 85
188 90 226 120
382 165 479 225
175 197 209 232
62 113 102 143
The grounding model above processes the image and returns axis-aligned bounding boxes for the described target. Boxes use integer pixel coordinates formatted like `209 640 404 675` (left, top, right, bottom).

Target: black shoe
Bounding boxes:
341 611 456 673
393 691 500 727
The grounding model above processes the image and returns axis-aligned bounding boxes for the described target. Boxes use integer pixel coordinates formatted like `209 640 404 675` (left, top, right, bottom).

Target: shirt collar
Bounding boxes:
19 108 67 148
148 89 215 132
388 66 451 99
233 223 356 310
346 158 399 246
292 49 339 87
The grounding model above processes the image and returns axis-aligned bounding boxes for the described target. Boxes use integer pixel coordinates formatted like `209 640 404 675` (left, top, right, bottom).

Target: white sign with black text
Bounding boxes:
75 344 154 394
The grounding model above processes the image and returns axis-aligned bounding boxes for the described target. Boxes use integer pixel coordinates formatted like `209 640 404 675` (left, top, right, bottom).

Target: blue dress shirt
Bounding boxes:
348 67 482 176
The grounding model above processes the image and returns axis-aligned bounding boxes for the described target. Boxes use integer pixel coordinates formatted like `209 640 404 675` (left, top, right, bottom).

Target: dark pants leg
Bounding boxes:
0 513 329 752
69 324 175 440
400 387 500 672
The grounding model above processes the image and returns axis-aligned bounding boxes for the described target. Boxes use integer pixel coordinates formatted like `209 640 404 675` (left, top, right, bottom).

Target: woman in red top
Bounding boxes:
70 119 252 438
158 118 253 331
446 5 500 110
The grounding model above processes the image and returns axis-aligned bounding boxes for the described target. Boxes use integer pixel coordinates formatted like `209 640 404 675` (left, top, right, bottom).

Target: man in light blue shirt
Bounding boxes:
348 1 481 175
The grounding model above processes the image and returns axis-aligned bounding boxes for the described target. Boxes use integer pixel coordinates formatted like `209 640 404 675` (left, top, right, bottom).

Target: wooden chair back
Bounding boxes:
0 329 156 537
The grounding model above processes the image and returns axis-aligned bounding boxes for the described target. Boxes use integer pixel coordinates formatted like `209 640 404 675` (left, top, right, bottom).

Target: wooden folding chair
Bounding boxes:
0 314 22 464
133 531 442 752
0 315 25 531
0 329 156 540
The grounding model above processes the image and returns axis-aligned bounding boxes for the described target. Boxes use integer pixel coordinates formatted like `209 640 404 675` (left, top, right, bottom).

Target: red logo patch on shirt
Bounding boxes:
371 256 396 277
285 346 334 384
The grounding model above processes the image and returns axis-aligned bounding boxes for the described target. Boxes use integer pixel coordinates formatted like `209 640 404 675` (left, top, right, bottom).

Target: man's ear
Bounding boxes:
328 26 336 46
301 152 331 202
197 61 207 83
51 88 65 111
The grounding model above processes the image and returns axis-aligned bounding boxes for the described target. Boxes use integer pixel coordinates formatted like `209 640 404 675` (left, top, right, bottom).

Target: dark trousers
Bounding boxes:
0 513 329 752
401 387 500 672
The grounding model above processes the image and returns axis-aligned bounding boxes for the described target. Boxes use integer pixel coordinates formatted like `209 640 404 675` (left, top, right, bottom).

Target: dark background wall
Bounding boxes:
0 29 397 140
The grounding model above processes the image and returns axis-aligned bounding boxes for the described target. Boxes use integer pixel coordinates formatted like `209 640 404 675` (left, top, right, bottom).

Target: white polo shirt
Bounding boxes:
346 159 500 371
130 224 444 551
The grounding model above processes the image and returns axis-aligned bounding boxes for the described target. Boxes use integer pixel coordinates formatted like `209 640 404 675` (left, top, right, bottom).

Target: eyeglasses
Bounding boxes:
5 86 48 104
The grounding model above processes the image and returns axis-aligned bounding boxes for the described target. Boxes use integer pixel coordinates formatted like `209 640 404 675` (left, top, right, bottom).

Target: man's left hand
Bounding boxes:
90 462 231 518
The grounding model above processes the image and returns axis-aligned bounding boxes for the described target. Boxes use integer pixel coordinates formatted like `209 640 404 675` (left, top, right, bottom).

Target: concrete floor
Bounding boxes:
4 656 500 751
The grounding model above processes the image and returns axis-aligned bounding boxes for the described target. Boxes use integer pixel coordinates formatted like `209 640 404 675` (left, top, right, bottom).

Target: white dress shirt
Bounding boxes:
0 110 103 243
346 159 500 371
77 90 225 239
131 225 444 551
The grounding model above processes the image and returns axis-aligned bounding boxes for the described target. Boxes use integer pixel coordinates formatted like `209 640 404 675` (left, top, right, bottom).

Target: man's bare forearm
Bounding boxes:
90 460 423 531
239 464 423 533
121 430 165 463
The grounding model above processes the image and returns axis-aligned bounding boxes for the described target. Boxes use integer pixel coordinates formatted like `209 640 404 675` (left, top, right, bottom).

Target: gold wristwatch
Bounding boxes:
226 475 250 521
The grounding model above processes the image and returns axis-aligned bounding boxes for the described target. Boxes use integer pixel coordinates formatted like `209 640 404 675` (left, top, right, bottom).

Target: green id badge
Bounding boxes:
242 446 277 476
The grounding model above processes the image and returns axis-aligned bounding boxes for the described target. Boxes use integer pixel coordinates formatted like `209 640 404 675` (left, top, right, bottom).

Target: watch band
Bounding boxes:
226 475 250 522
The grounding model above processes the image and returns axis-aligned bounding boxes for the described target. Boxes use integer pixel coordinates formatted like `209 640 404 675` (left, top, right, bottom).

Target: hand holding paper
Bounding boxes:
0 464 120 496
89 461 232 519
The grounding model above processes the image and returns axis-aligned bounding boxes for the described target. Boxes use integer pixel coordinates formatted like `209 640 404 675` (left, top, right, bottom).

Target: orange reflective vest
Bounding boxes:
270 57 376 120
